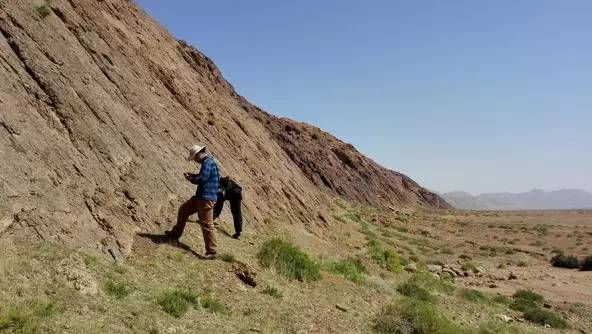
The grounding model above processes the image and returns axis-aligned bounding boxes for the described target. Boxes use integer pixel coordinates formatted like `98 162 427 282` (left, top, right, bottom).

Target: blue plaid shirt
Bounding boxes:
190 155 220 201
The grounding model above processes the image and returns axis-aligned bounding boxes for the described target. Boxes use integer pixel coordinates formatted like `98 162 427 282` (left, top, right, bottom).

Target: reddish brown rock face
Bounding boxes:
245 108 450 210
0 0 448 254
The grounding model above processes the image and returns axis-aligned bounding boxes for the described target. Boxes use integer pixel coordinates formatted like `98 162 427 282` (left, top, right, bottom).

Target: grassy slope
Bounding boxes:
0 201 588 333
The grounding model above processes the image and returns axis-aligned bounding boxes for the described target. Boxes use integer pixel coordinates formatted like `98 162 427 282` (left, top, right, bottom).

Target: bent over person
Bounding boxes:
214 176 243 239
166 144 220 259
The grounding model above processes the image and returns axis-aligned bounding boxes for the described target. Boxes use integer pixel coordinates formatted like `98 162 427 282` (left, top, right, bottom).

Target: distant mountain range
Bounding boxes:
441 189 592 210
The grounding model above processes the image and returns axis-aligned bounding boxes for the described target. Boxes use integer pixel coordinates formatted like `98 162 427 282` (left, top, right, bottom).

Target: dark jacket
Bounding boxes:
219 177 241 200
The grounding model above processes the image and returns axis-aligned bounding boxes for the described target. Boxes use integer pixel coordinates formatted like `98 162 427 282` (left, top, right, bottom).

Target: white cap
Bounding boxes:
187 144 206 161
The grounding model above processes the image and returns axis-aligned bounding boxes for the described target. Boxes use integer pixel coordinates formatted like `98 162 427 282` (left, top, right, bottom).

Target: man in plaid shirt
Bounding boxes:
166 144 220 259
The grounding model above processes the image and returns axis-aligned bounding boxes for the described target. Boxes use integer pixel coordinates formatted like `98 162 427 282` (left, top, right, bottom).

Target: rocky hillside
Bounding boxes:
0 0 447 255
247 109 450 210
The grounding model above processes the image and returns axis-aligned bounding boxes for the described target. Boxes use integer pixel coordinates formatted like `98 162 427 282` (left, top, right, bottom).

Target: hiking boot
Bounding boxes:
203 252 218 260
232 233 241 240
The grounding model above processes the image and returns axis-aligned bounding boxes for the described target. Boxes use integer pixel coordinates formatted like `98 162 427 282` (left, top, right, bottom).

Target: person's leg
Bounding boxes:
213 192 225 220
197 200 218 255
229 193 243 237
168 198 199 240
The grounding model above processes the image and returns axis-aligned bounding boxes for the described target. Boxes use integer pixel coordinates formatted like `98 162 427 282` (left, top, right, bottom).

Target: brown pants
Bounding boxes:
170 198 218 254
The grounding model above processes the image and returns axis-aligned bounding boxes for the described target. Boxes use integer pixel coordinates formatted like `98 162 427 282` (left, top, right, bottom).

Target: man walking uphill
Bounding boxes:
166 144 220 259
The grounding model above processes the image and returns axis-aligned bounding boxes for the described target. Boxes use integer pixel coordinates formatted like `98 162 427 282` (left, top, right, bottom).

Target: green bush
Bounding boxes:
104 280 132 299
550 254 580 269
396 282 436 303
374 299 470 334
460 261 478 273
459 288 487 303
158 289 199 318
369 243 402 273
329 257 367 284
261 286 283 299
373 304 414 334
512 290 544 304
257 238 321 282
35 4 51 18
509 298 538 312
523 308 568 328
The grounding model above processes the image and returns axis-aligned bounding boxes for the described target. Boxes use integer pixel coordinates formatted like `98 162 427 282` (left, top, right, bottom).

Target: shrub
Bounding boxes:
550 254 580 269
513 289 544 303
580 255 592 271
373 304 414 334
158 289 199 318
461 261 478 273
200 297 228 314
329 257 367 284
104 280 132 299
459 288 487 303
516 260 528 267
396 282 436 303
261 286 283 299
35 4 51 18
523 308 568 328
374 299 469 334
257 238 321 282
509 298 538 312
510 289 544 312
368 239 402 273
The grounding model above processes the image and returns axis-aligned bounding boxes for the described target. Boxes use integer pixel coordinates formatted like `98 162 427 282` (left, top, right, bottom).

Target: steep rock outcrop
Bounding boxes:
0 0 448 255
246 110 450 209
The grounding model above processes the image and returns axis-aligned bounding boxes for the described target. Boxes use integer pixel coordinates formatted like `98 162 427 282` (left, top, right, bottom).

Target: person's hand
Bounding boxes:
184 172 193 181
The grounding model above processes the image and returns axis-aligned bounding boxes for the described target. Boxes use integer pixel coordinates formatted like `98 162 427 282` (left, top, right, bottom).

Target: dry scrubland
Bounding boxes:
1 203 591 333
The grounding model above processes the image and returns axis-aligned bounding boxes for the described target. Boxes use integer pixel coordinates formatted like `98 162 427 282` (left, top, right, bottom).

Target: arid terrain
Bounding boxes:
1 1 591 333
1 206 590 333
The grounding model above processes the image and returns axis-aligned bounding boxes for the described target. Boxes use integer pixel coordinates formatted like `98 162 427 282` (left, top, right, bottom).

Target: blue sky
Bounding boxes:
136 0 592 194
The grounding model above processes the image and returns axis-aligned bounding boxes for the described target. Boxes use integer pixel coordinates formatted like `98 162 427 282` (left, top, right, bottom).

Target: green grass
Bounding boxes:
523 308 568 329
158 289 199 318
409 271 456 295
367 240 402 273
328 257 367 285
491 294 512 305
35 4 51 18
104 280 132 299
261 286 283 299
257 238 321 282
460 261 479 273
374 299 470 334
512 290 544 304
459 288 488 303
396 282 436 303
200 297 228 314
220 253 236 263
0 300 57 333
